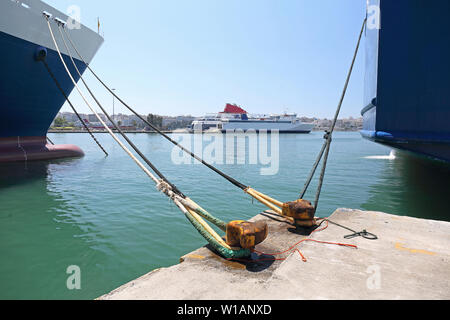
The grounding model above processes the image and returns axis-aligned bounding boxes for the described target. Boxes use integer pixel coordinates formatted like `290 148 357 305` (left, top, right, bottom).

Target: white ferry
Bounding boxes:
191 104 315 133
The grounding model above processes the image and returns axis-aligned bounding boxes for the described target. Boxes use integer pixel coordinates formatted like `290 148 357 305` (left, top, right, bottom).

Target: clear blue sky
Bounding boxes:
47 0 367 118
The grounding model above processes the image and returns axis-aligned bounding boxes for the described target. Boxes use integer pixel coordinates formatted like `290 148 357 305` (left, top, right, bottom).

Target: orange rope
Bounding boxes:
227 219 357 263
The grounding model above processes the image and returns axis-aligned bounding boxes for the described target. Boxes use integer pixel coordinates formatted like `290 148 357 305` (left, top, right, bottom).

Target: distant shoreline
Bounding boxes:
48 128 361 134
48 130 173 134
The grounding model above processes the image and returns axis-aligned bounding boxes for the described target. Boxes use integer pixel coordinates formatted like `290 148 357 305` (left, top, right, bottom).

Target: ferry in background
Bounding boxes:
191 104 315 133
0 0 103 162
361 0 450 163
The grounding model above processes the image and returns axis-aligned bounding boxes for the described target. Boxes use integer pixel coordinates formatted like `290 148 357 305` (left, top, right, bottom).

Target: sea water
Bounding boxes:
0 132 448 299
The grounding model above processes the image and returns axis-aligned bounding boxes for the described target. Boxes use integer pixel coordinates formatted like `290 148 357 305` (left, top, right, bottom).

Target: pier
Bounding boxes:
99 208 450 300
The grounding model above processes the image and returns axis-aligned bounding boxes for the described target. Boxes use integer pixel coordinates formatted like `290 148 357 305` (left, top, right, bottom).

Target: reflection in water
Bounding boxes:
0 157 187 300
362 152 450 221
364 150 397 160
1 132 449 300
0 161 49 189
0 159 107 300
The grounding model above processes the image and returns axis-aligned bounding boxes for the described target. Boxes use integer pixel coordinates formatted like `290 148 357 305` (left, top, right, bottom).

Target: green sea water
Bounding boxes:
0 132 449 300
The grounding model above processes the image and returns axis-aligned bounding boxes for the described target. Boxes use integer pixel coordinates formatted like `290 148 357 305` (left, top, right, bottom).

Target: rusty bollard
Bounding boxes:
282 199 316 227
226 220 268 249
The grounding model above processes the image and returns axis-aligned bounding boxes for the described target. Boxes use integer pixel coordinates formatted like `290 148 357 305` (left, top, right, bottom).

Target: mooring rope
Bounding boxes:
62 26 292 216
61 16 371 241
66 23 249 191
47 15 373 260
40 60 109 157
301 17 367 211
46 17 161 186
46 136 55 145
61 20 367 218
56 24 183 197
46 16 251 259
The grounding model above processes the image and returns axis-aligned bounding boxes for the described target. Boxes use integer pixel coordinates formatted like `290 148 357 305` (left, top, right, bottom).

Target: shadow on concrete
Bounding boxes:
205 245 276 273
261 210 320 236
260 211 293 225
287 225 318 236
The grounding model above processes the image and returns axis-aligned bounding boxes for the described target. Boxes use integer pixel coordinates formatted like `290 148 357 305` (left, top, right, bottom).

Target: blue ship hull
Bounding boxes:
0 30 86 138
0 0 102 162
361 0 450 162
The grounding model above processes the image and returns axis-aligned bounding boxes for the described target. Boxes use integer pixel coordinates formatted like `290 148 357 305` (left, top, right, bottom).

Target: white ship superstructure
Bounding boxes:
191 104 315 133
1 0 102 62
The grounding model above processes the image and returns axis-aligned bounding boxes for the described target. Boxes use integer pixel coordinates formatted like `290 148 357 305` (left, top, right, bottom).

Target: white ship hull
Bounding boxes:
191 103 314 133
222 121 314 133
1 0 103 62
192 120 314 133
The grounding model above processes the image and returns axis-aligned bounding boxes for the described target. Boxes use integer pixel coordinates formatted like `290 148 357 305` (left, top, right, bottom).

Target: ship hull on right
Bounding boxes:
361 0 450 163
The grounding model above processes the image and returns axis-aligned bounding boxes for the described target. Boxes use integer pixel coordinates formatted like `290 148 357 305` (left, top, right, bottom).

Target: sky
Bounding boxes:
46 0 368 118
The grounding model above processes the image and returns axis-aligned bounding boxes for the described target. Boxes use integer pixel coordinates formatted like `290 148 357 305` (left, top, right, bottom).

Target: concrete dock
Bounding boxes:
99 209 450 300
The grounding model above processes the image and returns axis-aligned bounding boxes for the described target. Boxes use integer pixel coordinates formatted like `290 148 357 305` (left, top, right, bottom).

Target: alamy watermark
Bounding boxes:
366 265 381 290
66 265 81 290
171 130 280 176
367 4 381 30
66 5 81 30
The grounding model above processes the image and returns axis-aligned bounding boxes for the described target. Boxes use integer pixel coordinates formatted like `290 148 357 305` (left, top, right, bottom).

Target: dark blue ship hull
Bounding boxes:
361 0 450 162
0 30 86 138
0 30 87 162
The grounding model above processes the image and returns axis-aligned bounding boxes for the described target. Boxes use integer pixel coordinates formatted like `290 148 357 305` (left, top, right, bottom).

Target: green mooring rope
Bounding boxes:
190 206 228 232
183 210 251 259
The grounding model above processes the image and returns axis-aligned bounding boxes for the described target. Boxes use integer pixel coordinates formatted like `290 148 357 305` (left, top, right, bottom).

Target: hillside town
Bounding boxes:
300 116 364 132
51 112 196 131
50 112 363 132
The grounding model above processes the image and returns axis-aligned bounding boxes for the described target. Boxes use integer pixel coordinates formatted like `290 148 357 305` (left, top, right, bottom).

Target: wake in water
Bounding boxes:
364 150 396 160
